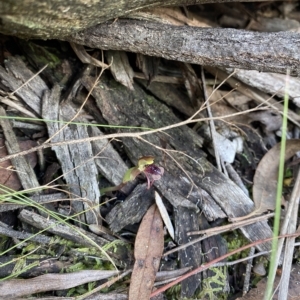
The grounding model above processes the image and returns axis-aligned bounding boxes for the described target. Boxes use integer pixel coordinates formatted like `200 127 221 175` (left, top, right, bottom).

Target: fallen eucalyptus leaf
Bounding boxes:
129 204 164 300
252 139 300 214
232 139 300 221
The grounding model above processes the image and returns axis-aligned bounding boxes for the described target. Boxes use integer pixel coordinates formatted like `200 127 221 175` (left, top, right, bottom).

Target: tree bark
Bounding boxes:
0 0 281 39
68 19 300 75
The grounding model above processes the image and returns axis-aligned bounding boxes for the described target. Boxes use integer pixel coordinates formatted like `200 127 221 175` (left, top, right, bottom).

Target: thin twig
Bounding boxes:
163 213 274 257
0 105 268 164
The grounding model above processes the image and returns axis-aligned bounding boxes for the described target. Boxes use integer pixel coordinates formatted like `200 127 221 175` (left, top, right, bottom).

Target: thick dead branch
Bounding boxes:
0 0 279 39
69 19 300 75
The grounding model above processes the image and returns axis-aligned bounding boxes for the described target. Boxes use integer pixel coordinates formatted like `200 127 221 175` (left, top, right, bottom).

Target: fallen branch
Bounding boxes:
69 19 300 75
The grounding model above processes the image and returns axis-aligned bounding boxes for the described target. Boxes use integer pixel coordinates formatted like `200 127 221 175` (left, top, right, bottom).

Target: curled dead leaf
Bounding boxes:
232 139 300 221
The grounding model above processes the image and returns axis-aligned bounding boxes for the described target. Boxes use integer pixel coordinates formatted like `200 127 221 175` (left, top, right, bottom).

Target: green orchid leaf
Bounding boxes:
122 167 140 183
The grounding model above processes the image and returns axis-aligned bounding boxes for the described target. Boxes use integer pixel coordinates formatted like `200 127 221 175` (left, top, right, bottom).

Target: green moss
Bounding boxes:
197 267 227 300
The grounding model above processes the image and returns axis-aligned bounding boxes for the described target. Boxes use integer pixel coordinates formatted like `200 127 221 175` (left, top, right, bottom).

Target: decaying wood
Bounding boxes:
0 221 51 244
0 0 279 39
225 68 300 106
82 74 273 252
0 270 119 298
106 183 155 232
137 79 196 117
0 106 40 191
0 56 48 116
18 209 131 267
174 207 202 297
69 19 300 75
0 192 66 212
42 86 101 225
205 66 300 127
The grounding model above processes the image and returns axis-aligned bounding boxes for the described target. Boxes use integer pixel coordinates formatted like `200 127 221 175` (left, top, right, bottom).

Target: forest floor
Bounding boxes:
0 2 300 300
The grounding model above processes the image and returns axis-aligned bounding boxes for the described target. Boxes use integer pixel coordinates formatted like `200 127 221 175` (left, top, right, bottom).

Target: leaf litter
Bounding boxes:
1 2 300 299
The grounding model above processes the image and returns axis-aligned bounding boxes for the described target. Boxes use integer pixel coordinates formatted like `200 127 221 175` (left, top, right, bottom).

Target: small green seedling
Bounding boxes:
101 156 164 194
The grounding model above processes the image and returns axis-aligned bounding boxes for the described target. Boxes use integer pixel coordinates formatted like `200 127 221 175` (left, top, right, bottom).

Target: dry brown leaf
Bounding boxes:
233 139 300 221
106 50 134 90
0 138 37 193
180 63 203 108
129 204 164 300
252 139 300 214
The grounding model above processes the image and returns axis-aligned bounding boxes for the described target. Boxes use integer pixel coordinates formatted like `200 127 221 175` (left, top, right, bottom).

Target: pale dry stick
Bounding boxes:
220 159 228 177
44 57 111 145
212 250 270 268
278 168 300 300
0 97 38 119
0 221 51 244
192 87 239 133
201 67 222 172
188 69 237 121
245 87 300 126
0 105 269 165
76 269 132 300
163 213 275 257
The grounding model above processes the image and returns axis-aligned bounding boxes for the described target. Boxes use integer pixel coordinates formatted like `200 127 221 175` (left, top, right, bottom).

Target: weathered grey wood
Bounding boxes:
89 126 130 189
82 74 273 252
70 19 300 75
205 66 300 127
225 68 300 106
0 221 51 244
42 85 101 225
0 0 277 39
0 106 40 191
0 269 120 298
174 207 202 297
18 209 131 267
0 192 65 212
106 183 154 232
0 56 48 116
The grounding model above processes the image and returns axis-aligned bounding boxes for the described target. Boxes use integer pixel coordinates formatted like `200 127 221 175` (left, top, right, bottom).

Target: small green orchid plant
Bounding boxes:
101 156 164 194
